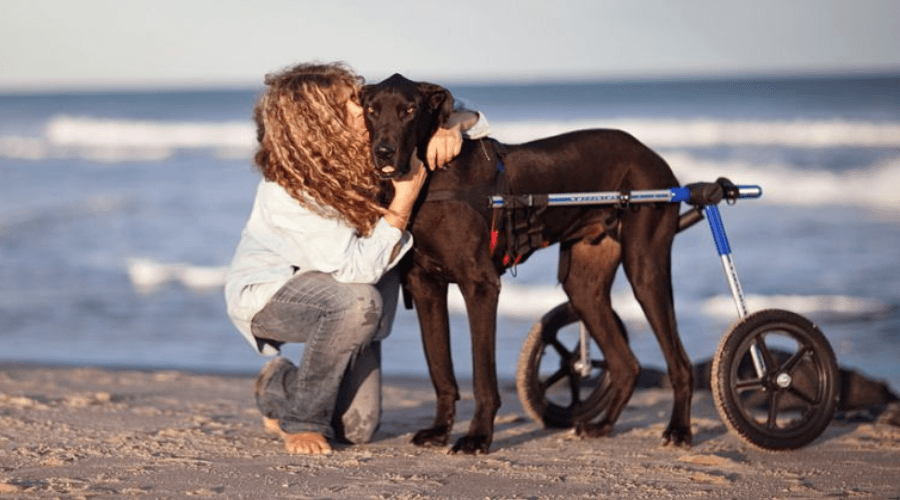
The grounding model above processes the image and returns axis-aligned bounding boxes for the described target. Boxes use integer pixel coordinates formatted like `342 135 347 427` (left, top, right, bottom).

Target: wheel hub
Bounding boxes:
775 372 792 389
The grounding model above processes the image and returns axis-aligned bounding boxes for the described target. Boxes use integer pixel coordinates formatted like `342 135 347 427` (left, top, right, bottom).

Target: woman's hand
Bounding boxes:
384 150 427 230
426 125 462 170
424 110 479 169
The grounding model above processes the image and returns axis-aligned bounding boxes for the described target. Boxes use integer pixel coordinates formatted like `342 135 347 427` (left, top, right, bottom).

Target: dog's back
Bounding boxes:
419 130 680 270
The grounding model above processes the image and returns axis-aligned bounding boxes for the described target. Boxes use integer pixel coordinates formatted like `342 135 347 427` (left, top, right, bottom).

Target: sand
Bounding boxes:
1 364 899 499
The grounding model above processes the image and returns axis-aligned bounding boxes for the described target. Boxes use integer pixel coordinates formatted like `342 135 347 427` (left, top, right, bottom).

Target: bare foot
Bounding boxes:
262 417 283 436
283 432 332 455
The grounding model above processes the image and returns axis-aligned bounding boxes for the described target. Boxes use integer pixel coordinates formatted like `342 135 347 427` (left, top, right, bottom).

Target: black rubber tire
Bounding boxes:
516 302 625 428
711 309 840 451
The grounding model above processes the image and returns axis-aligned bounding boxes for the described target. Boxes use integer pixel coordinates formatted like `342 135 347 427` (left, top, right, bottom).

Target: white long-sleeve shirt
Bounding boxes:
224 180 413 354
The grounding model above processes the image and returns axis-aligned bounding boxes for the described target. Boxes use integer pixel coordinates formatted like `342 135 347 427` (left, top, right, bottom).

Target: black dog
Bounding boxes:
362 74 691 454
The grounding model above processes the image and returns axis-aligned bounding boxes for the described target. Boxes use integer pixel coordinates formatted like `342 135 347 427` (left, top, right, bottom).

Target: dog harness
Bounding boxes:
418 139 550 275
488 150 549 275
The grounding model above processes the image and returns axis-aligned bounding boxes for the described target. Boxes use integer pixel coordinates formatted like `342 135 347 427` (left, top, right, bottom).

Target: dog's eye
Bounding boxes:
365 106 375 115
404 105 415 115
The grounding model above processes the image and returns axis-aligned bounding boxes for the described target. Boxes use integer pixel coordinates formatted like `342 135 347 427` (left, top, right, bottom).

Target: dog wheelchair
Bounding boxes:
491 179 840 451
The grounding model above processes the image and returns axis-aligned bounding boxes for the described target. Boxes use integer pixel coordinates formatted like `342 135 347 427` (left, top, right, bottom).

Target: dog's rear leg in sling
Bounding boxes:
563 235 640 437
621 204 693 447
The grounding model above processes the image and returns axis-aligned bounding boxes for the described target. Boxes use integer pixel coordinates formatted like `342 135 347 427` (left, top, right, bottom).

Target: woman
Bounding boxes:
224 62 489 455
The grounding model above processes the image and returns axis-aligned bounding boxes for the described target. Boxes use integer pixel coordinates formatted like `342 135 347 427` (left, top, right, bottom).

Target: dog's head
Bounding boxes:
361 74 454 179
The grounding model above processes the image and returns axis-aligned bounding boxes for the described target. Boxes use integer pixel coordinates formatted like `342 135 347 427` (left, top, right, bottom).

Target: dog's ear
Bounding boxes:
417 82 454 128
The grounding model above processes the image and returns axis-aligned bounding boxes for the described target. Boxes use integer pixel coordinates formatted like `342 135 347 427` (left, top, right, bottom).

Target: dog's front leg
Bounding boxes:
406 268 458 448
451 276 502 454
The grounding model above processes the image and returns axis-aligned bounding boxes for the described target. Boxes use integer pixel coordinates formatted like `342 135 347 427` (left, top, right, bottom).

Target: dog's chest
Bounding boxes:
408 199 491 278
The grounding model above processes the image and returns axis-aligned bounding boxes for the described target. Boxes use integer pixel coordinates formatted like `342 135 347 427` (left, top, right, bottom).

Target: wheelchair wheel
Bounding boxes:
516 302 625 428
711 309 840 451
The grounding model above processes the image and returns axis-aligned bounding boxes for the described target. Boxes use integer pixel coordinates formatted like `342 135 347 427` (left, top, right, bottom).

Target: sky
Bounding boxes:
1 0 898 92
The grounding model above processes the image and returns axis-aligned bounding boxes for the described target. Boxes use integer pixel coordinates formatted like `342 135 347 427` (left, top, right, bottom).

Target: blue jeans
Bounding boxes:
250 270 399 442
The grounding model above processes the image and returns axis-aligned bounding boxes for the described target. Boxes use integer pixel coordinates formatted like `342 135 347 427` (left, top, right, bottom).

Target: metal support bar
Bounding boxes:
489 185 760 209
490 187 693 208
704 204 765 377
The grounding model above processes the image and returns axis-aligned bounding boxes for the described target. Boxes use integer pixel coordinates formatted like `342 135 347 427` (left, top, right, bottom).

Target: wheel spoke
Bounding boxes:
755 336 778 374
787 385 819 406
541 368 568 391
780 345 813 374
568 371 582 405
548 338 572 360
766 391 782 430
734 377 765 393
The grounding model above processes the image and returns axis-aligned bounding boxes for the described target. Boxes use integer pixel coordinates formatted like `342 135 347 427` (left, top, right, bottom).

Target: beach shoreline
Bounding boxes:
1 364 899 499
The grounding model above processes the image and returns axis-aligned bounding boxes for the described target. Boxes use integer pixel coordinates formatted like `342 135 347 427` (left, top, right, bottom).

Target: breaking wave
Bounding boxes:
665 152 900 212
127 258 228 294
0 115 255 162
2 115 898 212
125 260 892 325
445 283 892 324
2 115 900 162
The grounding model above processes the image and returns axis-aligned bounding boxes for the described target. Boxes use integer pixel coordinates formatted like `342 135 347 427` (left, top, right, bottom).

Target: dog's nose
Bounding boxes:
374 144 395 160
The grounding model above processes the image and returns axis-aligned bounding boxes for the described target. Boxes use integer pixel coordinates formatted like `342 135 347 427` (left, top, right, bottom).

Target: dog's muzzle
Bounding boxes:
373 143 399 177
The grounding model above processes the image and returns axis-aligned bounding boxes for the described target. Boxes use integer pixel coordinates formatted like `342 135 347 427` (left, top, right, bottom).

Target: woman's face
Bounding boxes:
344 91 367 136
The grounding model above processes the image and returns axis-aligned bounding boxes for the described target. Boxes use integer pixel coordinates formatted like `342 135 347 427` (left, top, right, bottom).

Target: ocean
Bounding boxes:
1 75 899 392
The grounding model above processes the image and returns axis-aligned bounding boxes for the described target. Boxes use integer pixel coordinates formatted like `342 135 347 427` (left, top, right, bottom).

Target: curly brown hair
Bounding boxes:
253 62 385 236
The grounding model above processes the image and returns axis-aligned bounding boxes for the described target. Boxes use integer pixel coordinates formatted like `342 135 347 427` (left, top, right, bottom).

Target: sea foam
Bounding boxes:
125 257 891 325
2 115 899 161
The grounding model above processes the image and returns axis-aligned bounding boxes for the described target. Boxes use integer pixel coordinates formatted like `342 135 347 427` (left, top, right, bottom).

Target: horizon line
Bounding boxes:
2 67 899 96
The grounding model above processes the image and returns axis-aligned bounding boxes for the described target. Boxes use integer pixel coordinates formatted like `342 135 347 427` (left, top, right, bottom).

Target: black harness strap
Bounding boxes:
489 147 508 260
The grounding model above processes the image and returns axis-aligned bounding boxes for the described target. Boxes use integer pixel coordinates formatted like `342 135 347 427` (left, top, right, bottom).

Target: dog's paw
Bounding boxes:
449 435 491 455
662 425 692 448
574 421 613 439
411 426 451 447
